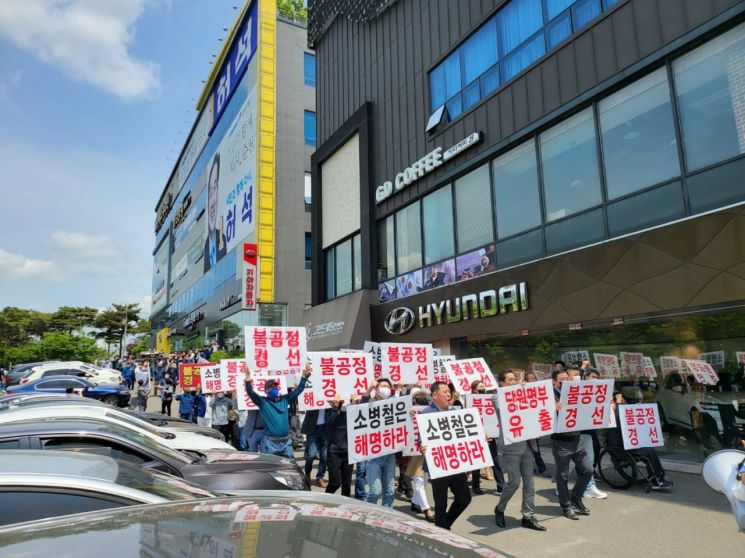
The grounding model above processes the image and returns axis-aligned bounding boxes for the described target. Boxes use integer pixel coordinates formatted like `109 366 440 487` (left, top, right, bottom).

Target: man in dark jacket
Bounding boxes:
324 392 359 496
302 409 329 487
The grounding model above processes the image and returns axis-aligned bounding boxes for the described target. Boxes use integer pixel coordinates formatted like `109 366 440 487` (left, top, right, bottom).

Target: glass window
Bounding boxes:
599 68 680 200
423 185 455 264
304 172 312 205
547 0 576 20
687 157 745 213
572 0 601 30
603 0 620 8
463 19 498 85
395 202 422 274
502 32 545 82
0 492 125 527
607 182 685 236
546 11 572 49
443 53 462 101
673 23 745 171
462 81 481 111
303 52 316 87
497 0 544 55
446 94 463 121
481 64 500 98
325 247 335 300
497 228 544 267
430 63 447 109
493 140 542 238
455 165 495 253
545 208 605 253
541 108 602 221
304 233 312 270
353 234 362 291
304 110 316 147
377 216 396 281
335 239 352 296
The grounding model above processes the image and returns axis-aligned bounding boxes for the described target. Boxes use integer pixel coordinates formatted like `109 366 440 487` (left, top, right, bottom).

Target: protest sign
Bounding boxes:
561 350 590 366
594 353 621 378
403 405 427 456
642 357 657 379
620 352 644 375
682 359 719 385
363 341 383 379
463 393 500 438
660 356 683 375
347 395 411 463
297 376 331 412
555 379 613 433
308 352 374 401
245 326 306 378
618 403 663 449
198 364 224 393
380 343 433 384
528 362 552 380
495 380 554 444
179 363 211 390
444 358 497 394
699 351 725 371
418 408 493 480
220 358 249 409
432 355 455 384
243 375 288 410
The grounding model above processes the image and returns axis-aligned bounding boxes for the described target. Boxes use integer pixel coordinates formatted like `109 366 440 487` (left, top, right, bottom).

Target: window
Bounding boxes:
305 233 312 270
325 247 335 300
462 19 498 87
304 172 312 206
430 52 462 115
324 235 361 299
502 32 545 82
493 140 542 238
541 108 602 221
0 439 20 449
395 201 422 274
606 182 685 236
353 234 362 291
571 0 601 30
497 0 543 55
43 438 148 467
377 216 395 281
545 207 605 253
304 110 316 147
335 238 352 296
303 52 316 87
673 23 745 171
599 68 680 200
422 185 454 264
455 165 494 252
0 492 126 527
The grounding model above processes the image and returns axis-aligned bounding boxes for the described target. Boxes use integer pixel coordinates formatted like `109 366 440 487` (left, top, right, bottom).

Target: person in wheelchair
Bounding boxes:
607 392 673 490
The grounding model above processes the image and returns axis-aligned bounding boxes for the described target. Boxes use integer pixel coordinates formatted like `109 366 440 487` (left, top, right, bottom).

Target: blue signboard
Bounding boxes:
212 1 258 132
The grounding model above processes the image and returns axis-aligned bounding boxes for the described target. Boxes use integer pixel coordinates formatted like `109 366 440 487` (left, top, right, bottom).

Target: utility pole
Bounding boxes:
120 307 129 359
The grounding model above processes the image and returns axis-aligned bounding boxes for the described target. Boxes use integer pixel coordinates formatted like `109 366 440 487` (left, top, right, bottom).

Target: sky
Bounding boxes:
0 0 244 315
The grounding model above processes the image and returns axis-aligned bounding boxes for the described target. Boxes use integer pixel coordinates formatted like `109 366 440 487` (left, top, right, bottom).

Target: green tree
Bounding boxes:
49 306 98 334
93 303 141 358
0 307 34 367
277 0 307 22
7 342 43 365
41 332 102 362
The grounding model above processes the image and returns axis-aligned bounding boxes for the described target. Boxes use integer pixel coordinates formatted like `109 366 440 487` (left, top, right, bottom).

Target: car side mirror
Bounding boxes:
672 385 683 393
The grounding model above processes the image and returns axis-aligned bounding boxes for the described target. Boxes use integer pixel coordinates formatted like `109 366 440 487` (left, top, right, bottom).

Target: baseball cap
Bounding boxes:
264 379 279 391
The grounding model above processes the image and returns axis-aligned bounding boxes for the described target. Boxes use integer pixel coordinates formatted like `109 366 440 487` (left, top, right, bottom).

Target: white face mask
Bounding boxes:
377 387 392 399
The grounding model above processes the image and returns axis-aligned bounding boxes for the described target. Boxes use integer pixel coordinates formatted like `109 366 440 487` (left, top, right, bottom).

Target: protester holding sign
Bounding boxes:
492 370 545 531
523 372 551 478
244 362 311 459
301 409 329 488
466 379 504 497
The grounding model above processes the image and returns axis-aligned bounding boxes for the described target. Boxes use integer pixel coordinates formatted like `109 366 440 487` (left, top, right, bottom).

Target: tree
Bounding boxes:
40 332 102 362
277 0 307 22
0 307 33 367
93 303 141 358
49 306 98 334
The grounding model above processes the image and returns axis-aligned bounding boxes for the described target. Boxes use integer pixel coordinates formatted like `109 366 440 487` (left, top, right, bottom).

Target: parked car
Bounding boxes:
20 361 122 386
4 361 60 386
0 403 234 452
5 376 130 407
0 492 510 557
0 450 220 526
0 419 308 492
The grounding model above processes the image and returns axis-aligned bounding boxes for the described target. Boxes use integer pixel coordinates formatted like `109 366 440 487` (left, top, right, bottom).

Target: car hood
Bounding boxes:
163 425 226 440
0 493 512 558
199 450 295 471
161 431 234 452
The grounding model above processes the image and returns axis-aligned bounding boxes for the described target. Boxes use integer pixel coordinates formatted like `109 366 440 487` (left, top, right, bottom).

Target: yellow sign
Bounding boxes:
155 328 170 354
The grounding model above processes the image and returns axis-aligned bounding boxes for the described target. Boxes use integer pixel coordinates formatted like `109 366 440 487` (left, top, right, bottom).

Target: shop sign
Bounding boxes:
220 293 242 311
183 310 204 329
306 320 345 341
155 193 173 232
242 243 258 311
173 194 192 228
375 132 481 204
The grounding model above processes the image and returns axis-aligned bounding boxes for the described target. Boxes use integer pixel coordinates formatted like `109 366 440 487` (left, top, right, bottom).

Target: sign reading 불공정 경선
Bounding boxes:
380 343 434 384
308 352 375 402
555 380 614 433
619 403 663 450
244 326 307 378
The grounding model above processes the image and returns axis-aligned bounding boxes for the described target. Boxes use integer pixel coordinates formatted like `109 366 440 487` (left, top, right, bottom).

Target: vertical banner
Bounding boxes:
620 352 644 375
619 403 664 450
199 364 224 393
346 396 412 464
463 394 500 438
179 363 212 390
642 357 657 379
242 242 258 310
418 408 494 480
660 356 683 375
682 359 720 385
444 358 498 394
245 326 307 377
594 353 622 378
362 341 383 379
555 380 614 433
380 343 434 384
155 328 170 354
495 380 555 445
308 352 375 401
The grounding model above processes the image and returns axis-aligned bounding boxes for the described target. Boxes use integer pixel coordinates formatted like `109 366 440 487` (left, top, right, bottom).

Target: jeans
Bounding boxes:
261 436 295 459
431 473 471 530
552 437 593 509
304 429 329 480
245 429 265 452
355 460 367 500
326 452 353 496
496 450 535 517
179 413 192 421
366 454 396 508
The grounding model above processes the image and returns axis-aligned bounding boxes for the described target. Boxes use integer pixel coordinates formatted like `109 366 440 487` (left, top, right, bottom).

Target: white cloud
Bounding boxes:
0 0 160 100
52 231 120 259
0 248 58 280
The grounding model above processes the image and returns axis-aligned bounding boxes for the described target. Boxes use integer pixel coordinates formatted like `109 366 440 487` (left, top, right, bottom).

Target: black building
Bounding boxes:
305 0 745 463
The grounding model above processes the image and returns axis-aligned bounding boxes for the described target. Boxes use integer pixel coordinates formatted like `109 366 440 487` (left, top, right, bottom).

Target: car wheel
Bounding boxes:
102 394 119 406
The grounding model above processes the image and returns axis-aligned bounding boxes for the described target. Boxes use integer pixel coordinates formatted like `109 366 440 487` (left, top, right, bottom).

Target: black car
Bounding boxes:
0 418 308 492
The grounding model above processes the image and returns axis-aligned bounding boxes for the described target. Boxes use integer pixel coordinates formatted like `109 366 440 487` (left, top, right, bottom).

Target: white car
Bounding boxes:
23 362 122 386
0 404 235 453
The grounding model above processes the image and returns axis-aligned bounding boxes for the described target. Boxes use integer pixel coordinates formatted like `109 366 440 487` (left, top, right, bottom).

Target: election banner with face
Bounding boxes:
495 380 555 445
444 358 498 394
618 403 664 450
380 343 434 384
555 379 614 433
308 352 375 402
463 394 500 438
245 326 307 378
347 396 412 464
418 408 493 480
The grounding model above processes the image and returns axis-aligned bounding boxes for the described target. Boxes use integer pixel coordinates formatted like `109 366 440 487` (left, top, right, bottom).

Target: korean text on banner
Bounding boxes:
244 376 288 411
660 356 683 375
198 364 224 393
619 403 664 450
431 355 455 385
620 352 644 375
594 353 621 378
555 380 614 433
309 352 374 401
699 351 725 370
444 358 497 394
221 359 250 410
682 359 720 385
642 357 657 379
242 243 258 311
418 408 494 480
380 343 433 384
346 396 412 464
463 394 500 438
495 380 554 445
245 326 307 377
529 362 552 380
362 341 383 379
403 406 427 456
298 376 331 412
561 351 590 366
179 363 211 390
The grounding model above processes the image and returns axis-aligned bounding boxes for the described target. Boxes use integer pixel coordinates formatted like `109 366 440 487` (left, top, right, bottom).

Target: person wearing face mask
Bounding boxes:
210 390 234 440
244 363 312 459
469 380 505 497
362 378 397 508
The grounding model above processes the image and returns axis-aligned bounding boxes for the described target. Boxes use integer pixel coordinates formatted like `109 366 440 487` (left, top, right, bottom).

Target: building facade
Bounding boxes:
306 0 745 463
151 0 314 353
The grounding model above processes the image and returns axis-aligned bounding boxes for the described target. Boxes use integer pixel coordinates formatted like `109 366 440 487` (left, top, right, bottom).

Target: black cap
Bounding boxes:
264 379 278 391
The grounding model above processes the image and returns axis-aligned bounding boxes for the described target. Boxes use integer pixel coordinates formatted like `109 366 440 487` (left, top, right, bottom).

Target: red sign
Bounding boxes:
242 242 258 311
179 363 212 390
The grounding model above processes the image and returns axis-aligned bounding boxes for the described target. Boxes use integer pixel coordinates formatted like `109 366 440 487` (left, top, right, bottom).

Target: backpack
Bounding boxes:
164 389 173 401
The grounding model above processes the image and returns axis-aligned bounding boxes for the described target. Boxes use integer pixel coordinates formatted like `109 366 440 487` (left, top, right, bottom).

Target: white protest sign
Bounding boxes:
620 352 644 375
363 341 383 379
199 364 223 393
347 396 412 464
682 359 719 385
308 352 374 401
243 375 288 410
495 380 555 445
463 394 500 438
642 357 657 379
403 405 427 456
221 358 248 410
431 355 455 385
418 408 493 480
555 380 614 433
594 353 621 378
245 326 306 377
699 351 725 371
561 350 590 366
444 358 497 394
380 343 433 384
660 356 683 375
619 403 664 450
528 362 552 380
297 376 331 411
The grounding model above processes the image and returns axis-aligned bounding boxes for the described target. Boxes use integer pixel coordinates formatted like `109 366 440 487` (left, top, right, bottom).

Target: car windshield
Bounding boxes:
115 460 218 500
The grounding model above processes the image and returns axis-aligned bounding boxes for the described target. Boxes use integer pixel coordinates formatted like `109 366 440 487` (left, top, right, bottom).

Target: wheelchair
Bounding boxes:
597 445 664 493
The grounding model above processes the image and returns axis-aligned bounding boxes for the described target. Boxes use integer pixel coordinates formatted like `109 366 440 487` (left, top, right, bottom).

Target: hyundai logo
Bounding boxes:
384 307 415 335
